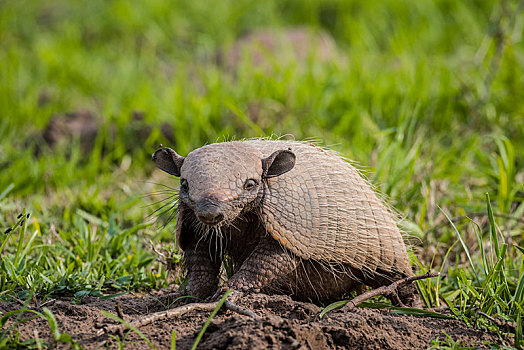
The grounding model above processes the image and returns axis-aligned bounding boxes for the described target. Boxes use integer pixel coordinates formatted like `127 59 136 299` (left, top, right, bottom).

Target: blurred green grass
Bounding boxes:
0 0 523 346
1 0 523 206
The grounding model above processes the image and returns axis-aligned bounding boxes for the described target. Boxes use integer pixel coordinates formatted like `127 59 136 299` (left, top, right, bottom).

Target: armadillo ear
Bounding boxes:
262 150 296 178
152 147 185 177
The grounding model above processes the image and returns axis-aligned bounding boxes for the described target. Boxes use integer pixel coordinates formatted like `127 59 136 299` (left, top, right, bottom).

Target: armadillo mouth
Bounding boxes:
197 213 225 225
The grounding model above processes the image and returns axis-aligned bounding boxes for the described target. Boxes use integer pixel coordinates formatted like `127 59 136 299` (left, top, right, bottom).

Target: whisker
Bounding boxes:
141 181 180 191
147 198 178 219
142 190 178 197
163 204 179 227
141 195 178 210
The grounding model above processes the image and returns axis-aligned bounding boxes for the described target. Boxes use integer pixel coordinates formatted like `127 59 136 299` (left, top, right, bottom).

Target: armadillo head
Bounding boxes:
152 142 295 227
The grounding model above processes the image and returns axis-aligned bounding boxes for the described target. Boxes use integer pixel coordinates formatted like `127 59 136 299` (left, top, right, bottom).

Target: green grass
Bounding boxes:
1 0 523 348
428 332 476 350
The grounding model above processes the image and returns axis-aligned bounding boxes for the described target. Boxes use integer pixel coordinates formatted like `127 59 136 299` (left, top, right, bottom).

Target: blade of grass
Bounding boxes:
14 209 27 265
0 183 14 202
486 193 500 259
434 241 458 308
439 205 478 279
191 290 231 350
42 308 61 341
101 310 157 350
319 300 349 318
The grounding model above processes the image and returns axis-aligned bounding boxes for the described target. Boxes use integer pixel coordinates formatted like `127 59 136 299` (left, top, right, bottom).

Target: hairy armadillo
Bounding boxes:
152 140 417 305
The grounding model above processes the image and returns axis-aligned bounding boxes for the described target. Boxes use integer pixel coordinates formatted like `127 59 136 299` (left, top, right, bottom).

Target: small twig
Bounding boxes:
98 302 216 336
10 296 26 306
113 301 126 338
344 271 440 309
224 300 259 318
32 294 40 309
39 298 56 308
149 240 167 262
478 311 516 333
115 301 125 319
98 300 259 336
478 311 498 324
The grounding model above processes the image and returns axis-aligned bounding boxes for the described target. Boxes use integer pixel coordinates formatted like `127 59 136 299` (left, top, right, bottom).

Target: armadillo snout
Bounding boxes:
196 200 225 225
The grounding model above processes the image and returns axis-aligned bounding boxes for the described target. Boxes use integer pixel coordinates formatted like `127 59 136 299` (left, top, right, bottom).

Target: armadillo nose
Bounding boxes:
197 203 225 225
197 211 224 225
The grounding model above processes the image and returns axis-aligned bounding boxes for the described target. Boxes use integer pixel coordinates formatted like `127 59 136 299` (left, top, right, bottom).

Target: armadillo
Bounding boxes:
152 140 418 305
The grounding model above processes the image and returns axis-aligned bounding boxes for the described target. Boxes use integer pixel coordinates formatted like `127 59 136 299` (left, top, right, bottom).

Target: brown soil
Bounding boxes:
1 292 511 349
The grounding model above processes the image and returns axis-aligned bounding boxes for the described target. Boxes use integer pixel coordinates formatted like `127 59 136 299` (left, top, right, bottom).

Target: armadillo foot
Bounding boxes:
208 286 243 303
207 287 261 318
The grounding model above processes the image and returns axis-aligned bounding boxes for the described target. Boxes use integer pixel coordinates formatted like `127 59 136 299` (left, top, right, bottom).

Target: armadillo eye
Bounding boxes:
180 178 189 192
244 179 258 191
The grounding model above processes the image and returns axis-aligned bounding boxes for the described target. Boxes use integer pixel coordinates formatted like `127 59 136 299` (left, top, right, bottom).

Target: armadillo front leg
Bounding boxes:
225 235 297 294
184 239 221 301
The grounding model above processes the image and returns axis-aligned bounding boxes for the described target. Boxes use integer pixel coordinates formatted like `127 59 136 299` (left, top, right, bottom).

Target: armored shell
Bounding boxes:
161 140 412 278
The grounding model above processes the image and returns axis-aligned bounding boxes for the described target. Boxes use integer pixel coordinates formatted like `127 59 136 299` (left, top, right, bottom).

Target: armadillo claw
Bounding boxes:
208 287 242 303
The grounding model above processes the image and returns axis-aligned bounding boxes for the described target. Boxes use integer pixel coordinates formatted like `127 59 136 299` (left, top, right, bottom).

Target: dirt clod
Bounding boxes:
219 27 340 72
42 110 98 150
36 110 175 156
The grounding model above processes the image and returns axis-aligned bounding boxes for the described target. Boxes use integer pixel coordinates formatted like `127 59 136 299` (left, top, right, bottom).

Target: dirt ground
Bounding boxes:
1 291 512 349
